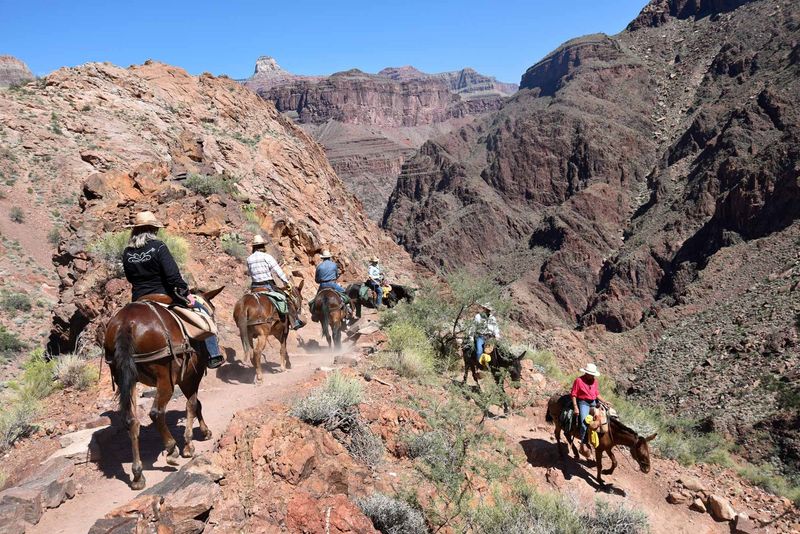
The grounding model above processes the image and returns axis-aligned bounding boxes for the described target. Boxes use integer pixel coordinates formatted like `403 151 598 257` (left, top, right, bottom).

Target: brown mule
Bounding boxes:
309 287 347 349
103 287 224 490
545 394 657 486
233 280 304 383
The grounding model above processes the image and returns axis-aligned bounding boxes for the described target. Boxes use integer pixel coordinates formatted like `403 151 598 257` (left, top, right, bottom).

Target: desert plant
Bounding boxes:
357 493 427 534
1 292 32 313
15 348 57 402
0 395 39 451
380 322 435 378
290 371 363 429
55 353 97 390
0 326 25 356
47 227 61 246
589 499 649 534
220 232 247 259
184 173 238 196
50 112 63 135
9 207 24 223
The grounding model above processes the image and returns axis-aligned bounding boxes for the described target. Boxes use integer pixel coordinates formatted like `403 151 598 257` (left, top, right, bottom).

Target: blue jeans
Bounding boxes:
252 281 275 291
319 281 346 293
366 280 382 306
192 301 221 357
577 399 597 443
474 336 485 361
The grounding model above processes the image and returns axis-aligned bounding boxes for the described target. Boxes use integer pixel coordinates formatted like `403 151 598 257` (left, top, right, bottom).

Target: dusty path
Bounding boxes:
492 410 729 534
30 324 355 534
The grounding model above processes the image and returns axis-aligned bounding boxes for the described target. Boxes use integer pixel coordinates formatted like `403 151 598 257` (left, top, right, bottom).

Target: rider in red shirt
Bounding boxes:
570 363 611 458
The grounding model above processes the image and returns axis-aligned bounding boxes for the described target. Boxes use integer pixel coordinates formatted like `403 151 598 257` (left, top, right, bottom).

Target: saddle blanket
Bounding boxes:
255 291 288 316
153 299 217 341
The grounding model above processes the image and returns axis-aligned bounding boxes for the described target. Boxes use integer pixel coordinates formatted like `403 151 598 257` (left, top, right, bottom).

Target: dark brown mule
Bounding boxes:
103 287 224 490
309 288 347 349
546 394 657 486
233 280 304 383
461 342 525 415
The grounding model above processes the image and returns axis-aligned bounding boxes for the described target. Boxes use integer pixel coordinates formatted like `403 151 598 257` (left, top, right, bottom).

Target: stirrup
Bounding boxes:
207 355 224 369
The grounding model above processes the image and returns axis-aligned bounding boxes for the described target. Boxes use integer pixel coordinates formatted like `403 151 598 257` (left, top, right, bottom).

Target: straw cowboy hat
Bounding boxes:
479 302 493 312
126 211 164 229
369 256 379 263
579 363 600 377
320 249 333 259
252 235 267 247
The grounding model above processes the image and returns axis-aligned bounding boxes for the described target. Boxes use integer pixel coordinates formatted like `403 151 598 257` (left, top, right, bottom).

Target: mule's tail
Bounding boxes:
545 409 553 423
113 321 138 414
320 298 331 342
236 298 252 356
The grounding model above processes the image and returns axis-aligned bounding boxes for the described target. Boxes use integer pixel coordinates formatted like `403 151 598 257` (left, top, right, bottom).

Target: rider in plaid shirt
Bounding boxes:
247 235 289 291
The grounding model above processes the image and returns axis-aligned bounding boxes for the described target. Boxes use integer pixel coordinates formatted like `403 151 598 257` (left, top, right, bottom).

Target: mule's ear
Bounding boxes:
517 350 527 361
203 286 225 301
645 433 657 442
298 278 304 291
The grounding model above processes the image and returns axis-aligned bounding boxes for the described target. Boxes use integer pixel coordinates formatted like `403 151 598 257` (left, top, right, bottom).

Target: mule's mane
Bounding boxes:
609 417 639 438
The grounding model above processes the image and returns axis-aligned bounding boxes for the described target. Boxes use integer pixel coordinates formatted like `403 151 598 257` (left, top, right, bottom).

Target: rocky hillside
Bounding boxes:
383 0 800 476
244 57 516 221
0 61 417 356
0 56 34 87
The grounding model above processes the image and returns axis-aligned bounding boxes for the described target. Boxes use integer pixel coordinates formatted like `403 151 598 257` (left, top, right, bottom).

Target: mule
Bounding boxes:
309 288 347 349
345 282 415 317
103 287 224 490
545 394 657 486
233 281 304 383
461 342 526 415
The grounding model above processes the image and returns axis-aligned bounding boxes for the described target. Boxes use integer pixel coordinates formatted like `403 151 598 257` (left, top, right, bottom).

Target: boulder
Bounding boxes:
46 425 110 463
141 455 221 524
707 494 736 521
0 487 43 526
733 513 759 534
690 497 707 513
678 476 707 492
285 491 378 534
667 491 690 504
88 516 139 534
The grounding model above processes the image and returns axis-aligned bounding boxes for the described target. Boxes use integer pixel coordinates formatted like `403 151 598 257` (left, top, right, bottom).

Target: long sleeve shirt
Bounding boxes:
473 313 500 338
368 264 382 282
123 239 189 301
246 251 288 284
315 259 339 283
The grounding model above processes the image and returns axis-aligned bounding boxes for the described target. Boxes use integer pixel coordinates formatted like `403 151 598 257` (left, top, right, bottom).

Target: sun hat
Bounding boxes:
126 211 164 229
480 302 493 312
369 256 379 263
320 249 332 259
252 235 267 247
579 363 600 377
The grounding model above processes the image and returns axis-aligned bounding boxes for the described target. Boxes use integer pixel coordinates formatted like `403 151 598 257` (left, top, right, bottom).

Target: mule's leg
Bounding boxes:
604 448 618 475
126 384 146 490
595 449 605 486
461 358 469 386
471 364 482 392
153 381 180 466
195 397 212 440
179 365 202 458
279 328 291 370
252 332 266 383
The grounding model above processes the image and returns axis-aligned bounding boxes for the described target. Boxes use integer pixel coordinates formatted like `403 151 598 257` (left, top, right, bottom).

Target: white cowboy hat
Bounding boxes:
126 211 164 229
369 256 379 263
579 363 600 377
252 235 267 247
479 302 493 311
320 249 333 259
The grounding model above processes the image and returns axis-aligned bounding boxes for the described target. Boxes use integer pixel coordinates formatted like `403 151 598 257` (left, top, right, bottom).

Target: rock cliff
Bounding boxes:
383 0 799 475
0 56 34 87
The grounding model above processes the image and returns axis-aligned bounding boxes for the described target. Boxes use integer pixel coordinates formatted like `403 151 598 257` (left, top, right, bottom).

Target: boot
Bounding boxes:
208 354 224 369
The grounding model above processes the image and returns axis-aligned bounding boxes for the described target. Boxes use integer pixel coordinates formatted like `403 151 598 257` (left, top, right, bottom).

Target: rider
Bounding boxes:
473 303 500 367
122 211 224 369
570 363 611 458
366 256 383 308
247 235 304 330
314 249 354 320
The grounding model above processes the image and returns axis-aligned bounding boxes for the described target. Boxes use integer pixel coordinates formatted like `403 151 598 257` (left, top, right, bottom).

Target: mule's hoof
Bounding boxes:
166 449 180 466
285 362 292 370
202 429 213 440
181 446 195 458
131 477 146 491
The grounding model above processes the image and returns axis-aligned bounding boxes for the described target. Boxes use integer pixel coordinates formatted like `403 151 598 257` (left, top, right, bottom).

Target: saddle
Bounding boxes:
129 296 217 363
309 287 346 322
249 290 289 317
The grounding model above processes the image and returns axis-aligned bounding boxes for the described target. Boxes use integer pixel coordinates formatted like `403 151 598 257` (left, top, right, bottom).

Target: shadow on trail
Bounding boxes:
215 346 281 385
97 409 211 487
520 438 624 495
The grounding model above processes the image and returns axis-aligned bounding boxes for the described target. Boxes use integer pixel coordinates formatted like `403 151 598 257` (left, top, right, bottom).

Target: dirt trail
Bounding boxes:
492 410 729 534
30 323 356 534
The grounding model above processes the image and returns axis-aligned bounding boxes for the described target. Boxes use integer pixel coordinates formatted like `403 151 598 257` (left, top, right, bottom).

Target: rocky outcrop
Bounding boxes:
382 0 800 475
378 65 518 97
0 56 33 87
0 60 417 354
0 457 76 533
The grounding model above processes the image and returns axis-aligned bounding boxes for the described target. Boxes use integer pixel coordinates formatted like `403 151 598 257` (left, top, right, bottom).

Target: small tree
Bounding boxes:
9 207 24 223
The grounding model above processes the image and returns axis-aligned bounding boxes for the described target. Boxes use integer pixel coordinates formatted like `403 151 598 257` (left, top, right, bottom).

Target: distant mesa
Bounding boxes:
0 55 34 87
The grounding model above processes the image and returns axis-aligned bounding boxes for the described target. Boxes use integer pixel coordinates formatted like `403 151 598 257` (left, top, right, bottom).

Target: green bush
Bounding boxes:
221 233 247 259
357 493 427 534
381 322 435 378
55 354 97 391
525 349 564 381
737 463 800 506
90 229 188 273
0 395 39 451
184 173 238 196
9 207 24 223
1 292 32 313
0 326 25 356
47 228 61 246
290 372 363 428
15 348 57 402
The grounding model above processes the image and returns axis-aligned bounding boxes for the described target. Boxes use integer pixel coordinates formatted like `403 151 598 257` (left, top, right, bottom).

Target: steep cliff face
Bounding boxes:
244 58 515 221
383 0 800 474
0 56 34 87
0 61 417 353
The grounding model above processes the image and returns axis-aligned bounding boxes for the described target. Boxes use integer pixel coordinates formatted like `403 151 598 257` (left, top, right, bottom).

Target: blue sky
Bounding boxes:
1 1 647 83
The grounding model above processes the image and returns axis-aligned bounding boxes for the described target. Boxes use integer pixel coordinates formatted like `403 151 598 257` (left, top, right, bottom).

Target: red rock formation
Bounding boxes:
0 56 34 87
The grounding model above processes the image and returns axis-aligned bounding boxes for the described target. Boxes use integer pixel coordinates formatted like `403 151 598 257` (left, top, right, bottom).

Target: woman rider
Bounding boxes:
570 363 610 458
122 211 224 369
